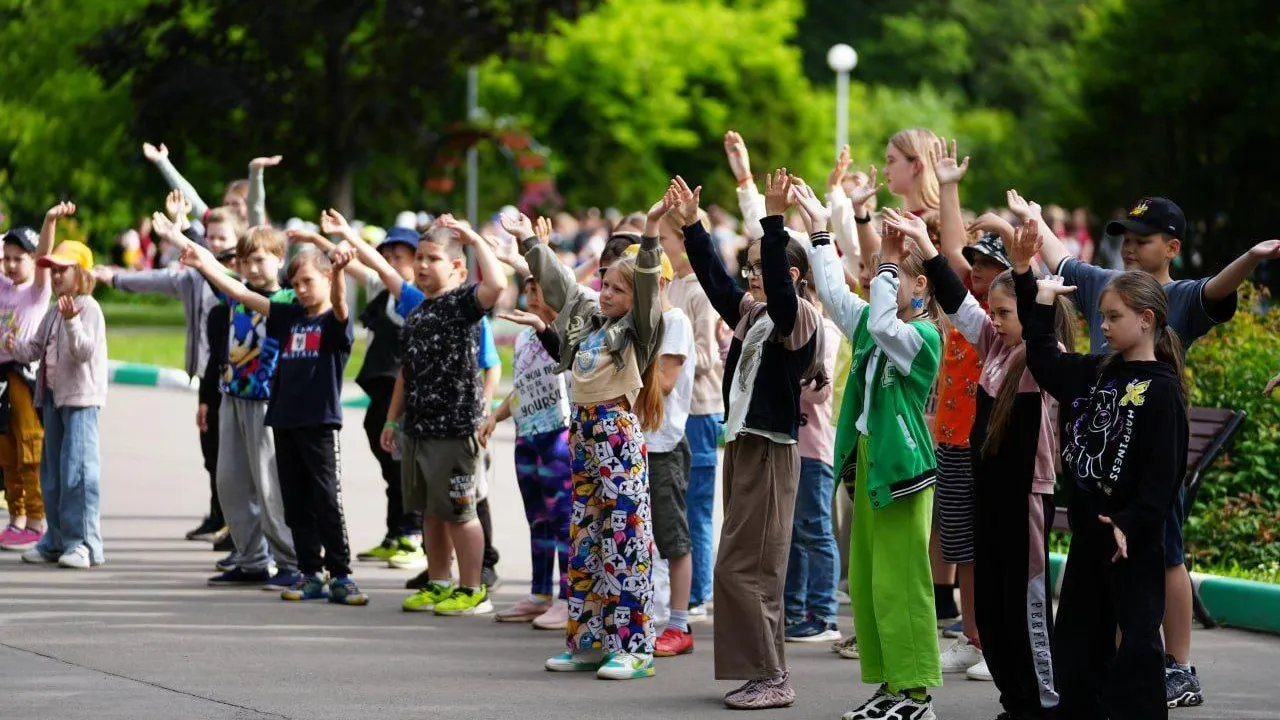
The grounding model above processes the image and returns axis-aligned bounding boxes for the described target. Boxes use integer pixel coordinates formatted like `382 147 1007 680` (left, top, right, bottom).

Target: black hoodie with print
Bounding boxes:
1015 270 1188 545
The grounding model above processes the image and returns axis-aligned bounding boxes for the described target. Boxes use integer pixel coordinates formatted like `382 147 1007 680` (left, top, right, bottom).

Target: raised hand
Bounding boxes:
142 142 168 162
1097 515 1128 562
329 246 356 273
91 266 116 285
498 309 547 333
790 179 830 234
670 176 702 227
881 208 929 251
165 189 191 221
57 295 80 319
249 155 283 170
763 168 794 217
724 130 752 184
499 210 535 241
880 222 907 265
534 216 553 245
1006 189 1043 222
1248 239 1280 261
644 188 674 236
436 214 479 245
848 165 881 211
1034 274 1077 304
1010 218 1043 273
320 209 352 237
967 212 1016 243
827 145 852 192
933 137 969 186
45 201 76 220
285 228 326 247
151 211 180 241
178 243 207 271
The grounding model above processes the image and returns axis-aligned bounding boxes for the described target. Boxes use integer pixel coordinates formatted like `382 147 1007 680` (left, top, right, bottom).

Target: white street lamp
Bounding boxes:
827 44 858 160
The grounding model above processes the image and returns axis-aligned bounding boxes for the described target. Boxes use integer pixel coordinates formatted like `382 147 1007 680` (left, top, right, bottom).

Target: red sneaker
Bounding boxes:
654 626 694 657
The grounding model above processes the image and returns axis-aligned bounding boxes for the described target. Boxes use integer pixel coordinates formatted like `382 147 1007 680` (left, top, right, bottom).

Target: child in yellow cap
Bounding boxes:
5 235 108 569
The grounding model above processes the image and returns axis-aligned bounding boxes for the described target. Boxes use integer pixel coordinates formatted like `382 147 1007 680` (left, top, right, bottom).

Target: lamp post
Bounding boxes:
826 43 858 160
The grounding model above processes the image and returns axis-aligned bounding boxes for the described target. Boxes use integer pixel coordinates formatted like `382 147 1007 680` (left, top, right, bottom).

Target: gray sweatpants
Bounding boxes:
216 395 296 573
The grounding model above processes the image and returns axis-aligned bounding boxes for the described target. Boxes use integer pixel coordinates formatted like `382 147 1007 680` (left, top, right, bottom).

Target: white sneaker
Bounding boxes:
596 652 655 680
21 547 56 564
841 685 901 720
879 694 937 720
966 659 992 681
940 635 983 672
832 635 860 659
688 603 710 621
57 545 91 569
545 649 606 672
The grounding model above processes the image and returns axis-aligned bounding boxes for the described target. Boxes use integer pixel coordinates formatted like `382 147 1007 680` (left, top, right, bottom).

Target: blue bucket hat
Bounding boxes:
378 226 419 252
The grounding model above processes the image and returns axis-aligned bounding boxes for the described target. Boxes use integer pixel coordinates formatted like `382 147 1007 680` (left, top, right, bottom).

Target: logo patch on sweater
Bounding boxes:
1120 379 1150 407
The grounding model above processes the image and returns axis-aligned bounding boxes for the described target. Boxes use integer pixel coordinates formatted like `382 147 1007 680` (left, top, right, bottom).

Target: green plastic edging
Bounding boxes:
341 395 371 409
111 365 161 387
1049 552 1065 591
1196 575 1280 633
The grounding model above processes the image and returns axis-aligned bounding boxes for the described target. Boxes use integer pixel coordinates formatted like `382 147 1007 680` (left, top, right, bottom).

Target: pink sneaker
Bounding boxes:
495 596 552 623
532 600 569 630
0 526 43 552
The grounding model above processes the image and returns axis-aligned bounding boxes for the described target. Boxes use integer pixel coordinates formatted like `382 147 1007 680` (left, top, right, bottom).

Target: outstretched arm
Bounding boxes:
246 155 281 228
935 137 972 278
1008 189 1062 271
671 176 743 327
319 209 402 295
1204 239 1280 302
143 142 210 219
36 201 75 289
440 216 507 310
178 243 268 316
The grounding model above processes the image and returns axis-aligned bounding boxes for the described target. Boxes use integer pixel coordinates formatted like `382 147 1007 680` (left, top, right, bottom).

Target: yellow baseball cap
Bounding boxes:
621 243 674 282
37 240 95 272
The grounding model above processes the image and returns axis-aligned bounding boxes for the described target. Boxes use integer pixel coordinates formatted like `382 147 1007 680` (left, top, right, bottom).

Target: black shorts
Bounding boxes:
1164 486 1187 568
649 438 692 559
934 444 976 563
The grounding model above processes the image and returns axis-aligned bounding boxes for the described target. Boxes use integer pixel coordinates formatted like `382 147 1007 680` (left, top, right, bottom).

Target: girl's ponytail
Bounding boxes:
635 357 665 433
1156 324 1188 405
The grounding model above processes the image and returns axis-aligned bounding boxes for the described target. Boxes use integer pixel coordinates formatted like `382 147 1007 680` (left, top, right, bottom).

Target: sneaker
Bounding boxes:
386 542 427 570
21 547 57 564
57 545 91 569
832 635 860 659
841 685 903 720
688 603 710 622
434 586 494 616
724 672 794 709
214 551 239 572
281 574 329 601
596 652 655 680
0 526 42 552
878 694 937 720
403 581 454 612
207 567 272 587
328 577 370 606
834 589 852 605
263 570 305 591
545 649 606 672
185 515 226 542
481 565 501 591
654 627 694 657
785 618 843 643
1165 655 1204 708
940 635 984 673
965 659 992 681
495 595 552 623
212 534 235 552
405 569 433 590
942 620 964 638
532 600 569 630
356 537 399 562
937 611 961 628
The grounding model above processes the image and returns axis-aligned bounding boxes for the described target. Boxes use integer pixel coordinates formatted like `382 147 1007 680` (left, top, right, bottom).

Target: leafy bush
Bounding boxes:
1185 492 1280 568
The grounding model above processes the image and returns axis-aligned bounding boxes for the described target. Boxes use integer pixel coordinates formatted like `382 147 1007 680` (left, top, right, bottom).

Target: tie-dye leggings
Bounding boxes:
514 428 573 598
564 402 656 656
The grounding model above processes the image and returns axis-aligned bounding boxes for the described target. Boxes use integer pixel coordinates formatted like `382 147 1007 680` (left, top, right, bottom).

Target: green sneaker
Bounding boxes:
387 537 427 569
434 586 494 616
402 581 453 612
596 652 655 680
356 538 398 562
281 574 329 601
545 649 608 672
328 577 369 606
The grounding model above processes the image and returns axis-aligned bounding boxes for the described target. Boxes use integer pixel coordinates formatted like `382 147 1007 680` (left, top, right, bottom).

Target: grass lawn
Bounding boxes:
107 325 515 384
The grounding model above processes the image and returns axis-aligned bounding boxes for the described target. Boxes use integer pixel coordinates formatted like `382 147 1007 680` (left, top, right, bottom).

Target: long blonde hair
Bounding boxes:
607 256 665 432
889 128 941 211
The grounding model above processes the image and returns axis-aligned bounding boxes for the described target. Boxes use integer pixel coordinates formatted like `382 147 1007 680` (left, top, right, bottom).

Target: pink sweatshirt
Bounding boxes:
798 317 842 464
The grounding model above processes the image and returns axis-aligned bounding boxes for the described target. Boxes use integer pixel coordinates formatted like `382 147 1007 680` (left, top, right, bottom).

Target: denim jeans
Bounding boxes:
784 457 838 624
34 398 103 564
684 413 721 606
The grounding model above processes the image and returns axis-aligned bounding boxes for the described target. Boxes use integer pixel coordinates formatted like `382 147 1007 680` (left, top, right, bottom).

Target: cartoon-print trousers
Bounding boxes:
565 401 656 656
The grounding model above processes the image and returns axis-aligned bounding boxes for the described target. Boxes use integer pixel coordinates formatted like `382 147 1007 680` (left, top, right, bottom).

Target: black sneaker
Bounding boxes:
405 568 432 590
481 565 501 591
213 534 235 552
207 567 271 587
185 515 225 542
1165 655 1204 708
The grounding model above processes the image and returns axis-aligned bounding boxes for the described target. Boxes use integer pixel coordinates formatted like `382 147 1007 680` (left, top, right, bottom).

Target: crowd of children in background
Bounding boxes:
2 126 1277 720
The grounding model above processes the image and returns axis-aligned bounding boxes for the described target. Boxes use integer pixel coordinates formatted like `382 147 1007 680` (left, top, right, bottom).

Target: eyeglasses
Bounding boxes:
740 262 762 280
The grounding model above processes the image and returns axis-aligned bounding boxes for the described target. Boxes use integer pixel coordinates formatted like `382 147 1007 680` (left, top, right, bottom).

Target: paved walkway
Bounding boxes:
0 387 1274 719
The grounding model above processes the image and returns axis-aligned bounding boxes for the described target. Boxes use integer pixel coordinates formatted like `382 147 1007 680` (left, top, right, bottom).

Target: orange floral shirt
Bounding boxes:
933 298 984 448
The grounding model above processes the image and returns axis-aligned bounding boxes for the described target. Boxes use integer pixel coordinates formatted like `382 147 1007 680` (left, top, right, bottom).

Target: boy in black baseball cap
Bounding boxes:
1018 190 1280 710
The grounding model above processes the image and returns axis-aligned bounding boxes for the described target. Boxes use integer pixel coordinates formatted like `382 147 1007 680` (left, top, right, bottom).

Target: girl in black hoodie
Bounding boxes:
1013 221 1188 720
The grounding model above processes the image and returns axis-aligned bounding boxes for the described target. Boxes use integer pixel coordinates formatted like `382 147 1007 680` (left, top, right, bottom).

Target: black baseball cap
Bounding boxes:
1106 197 1186 240
962 232 1011 270
1 226 38 253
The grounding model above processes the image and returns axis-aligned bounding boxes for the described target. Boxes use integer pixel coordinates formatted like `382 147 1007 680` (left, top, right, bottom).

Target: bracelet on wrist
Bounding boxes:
855 213 872 225
736 174 754 186
384 420 400 430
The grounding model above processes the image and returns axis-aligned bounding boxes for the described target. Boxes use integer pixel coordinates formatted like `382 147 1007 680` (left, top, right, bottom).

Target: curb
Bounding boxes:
1049 552 1280 635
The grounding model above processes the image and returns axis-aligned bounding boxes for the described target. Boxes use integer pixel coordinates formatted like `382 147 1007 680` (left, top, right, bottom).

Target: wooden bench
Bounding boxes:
1051 406 1246 628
